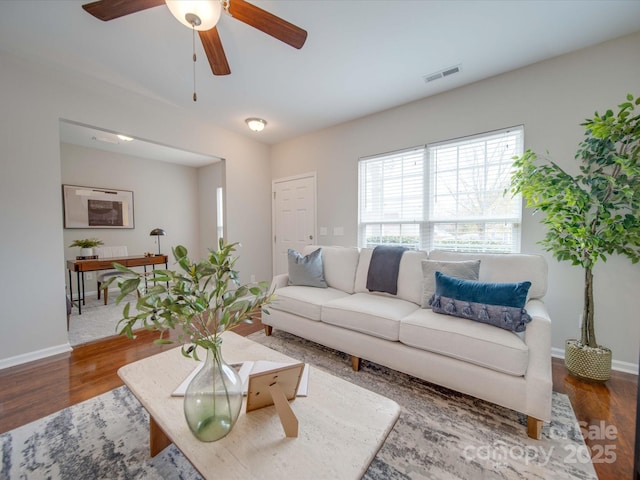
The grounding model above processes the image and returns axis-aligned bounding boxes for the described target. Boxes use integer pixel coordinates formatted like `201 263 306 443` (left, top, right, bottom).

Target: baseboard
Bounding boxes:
551 347 639 375
0 343 72 370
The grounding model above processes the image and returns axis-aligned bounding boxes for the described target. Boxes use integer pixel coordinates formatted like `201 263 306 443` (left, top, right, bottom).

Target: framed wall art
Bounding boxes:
62 184 134 229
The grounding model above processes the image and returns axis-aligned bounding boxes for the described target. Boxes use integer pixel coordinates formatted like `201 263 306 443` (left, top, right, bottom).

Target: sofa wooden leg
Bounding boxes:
97 281 101 300
351 355 361 372
527 416 543 439
264 325 273 336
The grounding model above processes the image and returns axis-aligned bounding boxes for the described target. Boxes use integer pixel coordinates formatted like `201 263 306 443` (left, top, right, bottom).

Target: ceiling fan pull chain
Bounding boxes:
192 24 197 102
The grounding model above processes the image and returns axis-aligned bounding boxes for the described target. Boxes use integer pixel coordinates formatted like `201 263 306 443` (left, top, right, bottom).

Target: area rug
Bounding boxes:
1 331 597 480
67 293 138 347
251 331 597 480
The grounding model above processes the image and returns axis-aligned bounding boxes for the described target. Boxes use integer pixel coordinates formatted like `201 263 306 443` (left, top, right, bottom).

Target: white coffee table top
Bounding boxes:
118 331 400 480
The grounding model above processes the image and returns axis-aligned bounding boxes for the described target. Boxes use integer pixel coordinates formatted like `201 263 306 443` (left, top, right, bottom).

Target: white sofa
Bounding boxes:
263 246 552 439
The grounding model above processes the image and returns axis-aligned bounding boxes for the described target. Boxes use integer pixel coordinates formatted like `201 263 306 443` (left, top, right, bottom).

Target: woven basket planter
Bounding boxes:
565 339 612 383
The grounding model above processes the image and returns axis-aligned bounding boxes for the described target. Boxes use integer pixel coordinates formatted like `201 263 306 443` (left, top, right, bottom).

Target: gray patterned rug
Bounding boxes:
1 330 597 479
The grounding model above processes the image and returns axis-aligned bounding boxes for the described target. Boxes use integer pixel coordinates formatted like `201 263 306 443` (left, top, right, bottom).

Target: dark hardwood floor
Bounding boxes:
553 359 637 479
0 321 636 480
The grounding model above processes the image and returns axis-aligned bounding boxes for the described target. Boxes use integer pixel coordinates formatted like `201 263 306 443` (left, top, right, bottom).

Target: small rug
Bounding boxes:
68 294 138 347
1 331 597 479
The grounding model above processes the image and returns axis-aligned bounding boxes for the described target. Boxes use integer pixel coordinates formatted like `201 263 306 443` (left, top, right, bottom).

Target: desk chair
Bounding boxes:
95 246 129 305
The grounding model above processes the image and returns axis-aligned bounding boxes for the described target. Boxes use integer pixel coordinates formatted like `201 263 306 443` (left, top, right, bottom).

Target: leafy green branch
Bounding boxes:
103 239 275 360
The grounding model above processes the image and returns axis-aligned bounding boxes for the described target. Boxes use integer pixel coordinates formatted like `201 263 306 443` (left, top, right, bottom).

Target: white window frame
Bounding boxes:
216 186 224 241
358 126 523 253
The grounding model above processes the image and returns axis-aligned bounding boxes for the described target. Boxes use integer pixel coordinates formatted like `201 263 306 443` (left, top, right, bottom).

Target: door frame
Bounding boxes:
271 172 318 276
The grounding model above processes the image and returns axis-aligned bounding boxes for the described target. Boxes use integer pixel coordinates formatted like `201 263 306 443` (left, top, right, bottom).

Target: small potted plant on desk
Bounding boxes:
69 238 104 258
508 93 640 382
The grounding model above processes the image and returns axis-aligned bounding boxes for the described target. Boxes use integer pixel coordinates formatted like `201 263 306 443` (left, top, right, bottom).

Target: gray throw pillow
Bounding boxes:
288 248 328 288
421 259 481 308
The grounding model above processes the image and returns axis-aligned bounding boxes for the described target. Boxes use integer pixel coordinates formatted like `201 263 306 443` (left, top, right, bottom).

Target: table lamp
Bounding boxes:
150 228 166 255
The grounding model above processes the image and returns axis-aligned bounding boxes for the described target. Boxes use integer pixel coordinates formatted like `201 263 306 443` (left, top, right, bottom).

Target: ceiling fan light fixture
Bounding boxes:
165 0 222 31
245 118 267 132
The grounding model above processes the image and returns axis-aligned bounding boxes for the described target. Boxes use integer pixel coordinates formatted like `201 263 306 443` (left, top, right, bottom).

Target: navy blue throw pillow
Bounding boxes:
433 272 531 308
429 272 533 332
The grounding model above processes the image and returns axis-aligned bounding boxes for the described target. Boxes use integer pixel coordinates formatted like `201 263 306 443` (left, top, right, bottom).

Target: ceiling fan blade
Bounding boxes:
199 28 231 76
82 0 165 21
228 0 307 49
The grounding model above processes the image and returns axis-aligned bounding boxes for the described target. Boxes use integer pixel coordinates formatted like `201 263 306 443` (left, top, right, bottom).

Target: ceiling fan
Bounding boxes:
82 0 308 76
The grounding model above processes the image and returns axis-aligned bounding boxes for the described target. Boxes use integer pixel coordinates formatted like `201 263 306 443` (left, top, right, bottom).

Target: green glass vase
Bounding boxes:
183 346 243 442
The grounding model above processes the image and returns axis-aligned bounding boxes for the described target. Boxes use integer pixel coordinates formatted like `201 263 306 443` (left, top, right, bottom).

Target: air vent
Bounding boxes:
423 64 462 83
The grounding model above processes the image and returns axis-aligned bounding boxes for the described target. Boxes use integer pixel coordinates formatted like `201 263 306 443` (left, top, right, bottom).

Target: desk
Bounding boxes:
67 255 168 314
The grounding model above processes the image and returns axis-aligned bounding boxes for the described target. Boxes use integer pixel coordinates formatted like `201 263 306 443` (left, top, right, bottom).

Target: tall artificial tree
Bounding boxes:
509 94 640 350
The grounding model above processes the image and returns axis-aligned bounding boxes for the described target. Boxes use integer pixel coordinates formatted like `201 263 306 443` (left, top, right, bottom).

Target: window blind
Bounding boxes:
358 126 523 253
359 147 425 249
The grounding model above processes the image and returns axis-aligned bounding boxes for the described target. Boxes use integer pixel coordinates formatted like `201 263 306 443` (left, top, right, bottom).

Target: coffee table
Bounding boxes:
118 331 400 479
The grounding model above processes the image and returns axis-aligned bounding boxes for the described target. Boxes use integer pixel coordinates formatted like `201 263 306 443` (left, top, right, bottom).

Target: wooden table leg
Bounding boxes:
150 415 172 457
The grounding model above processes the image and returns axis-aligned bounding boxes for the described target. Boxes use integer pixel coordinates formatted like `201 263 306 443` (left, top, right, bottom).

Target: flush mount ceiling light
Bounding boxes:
92 135 118 145
245 118 267 132
116 134 134 142
165 0 222 31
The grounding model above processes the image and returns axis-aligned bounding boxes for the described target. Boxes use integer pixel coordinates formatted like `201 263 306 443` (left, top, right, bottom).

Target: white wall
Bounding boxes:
61 143 200 295
0 50 271 368
270 32 640 370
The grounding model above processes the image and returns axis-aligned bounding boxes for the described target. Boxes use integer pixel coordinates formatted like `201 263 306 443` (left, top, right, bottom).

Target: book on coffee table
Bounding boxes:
171 360 310 397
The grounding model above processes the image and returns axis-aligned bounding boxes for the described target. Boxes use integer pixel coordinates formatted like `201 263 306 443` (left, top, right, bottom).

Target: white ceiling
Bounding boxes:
2 0 640 153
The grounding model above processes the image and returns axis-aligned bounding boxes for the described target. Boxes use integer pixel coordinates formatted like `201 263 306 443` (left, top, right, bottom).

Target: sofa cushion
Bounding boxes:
421 259 481 308
355 249 428 305
428 250 547 299
354 248 373 292
399 309 529 376
270 286 351 321
302 245 360 294
321 293 419 341
288 248 328 288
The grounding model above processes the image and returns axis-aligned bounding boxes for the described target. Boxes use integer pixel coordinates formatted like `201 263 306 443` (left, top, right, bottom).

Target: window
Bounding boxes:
358 126 523 253
216 186 224 241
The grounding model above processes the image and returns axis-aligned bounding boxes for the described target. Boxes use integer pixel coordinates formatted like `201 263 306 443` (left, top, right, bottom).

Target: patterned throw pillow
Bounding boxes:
429 272 532 332
287 248 328 288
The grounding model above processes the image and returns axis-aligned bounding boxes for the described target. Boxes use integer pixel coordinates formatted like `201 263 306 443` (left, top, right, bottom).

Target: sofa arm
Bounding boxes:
523 299 552 422
270 273 289 291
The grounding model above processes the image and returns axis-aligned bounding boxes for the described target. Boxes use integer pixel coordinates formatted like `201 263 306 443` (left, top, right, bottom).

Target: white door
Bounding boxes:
272 174 317 275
